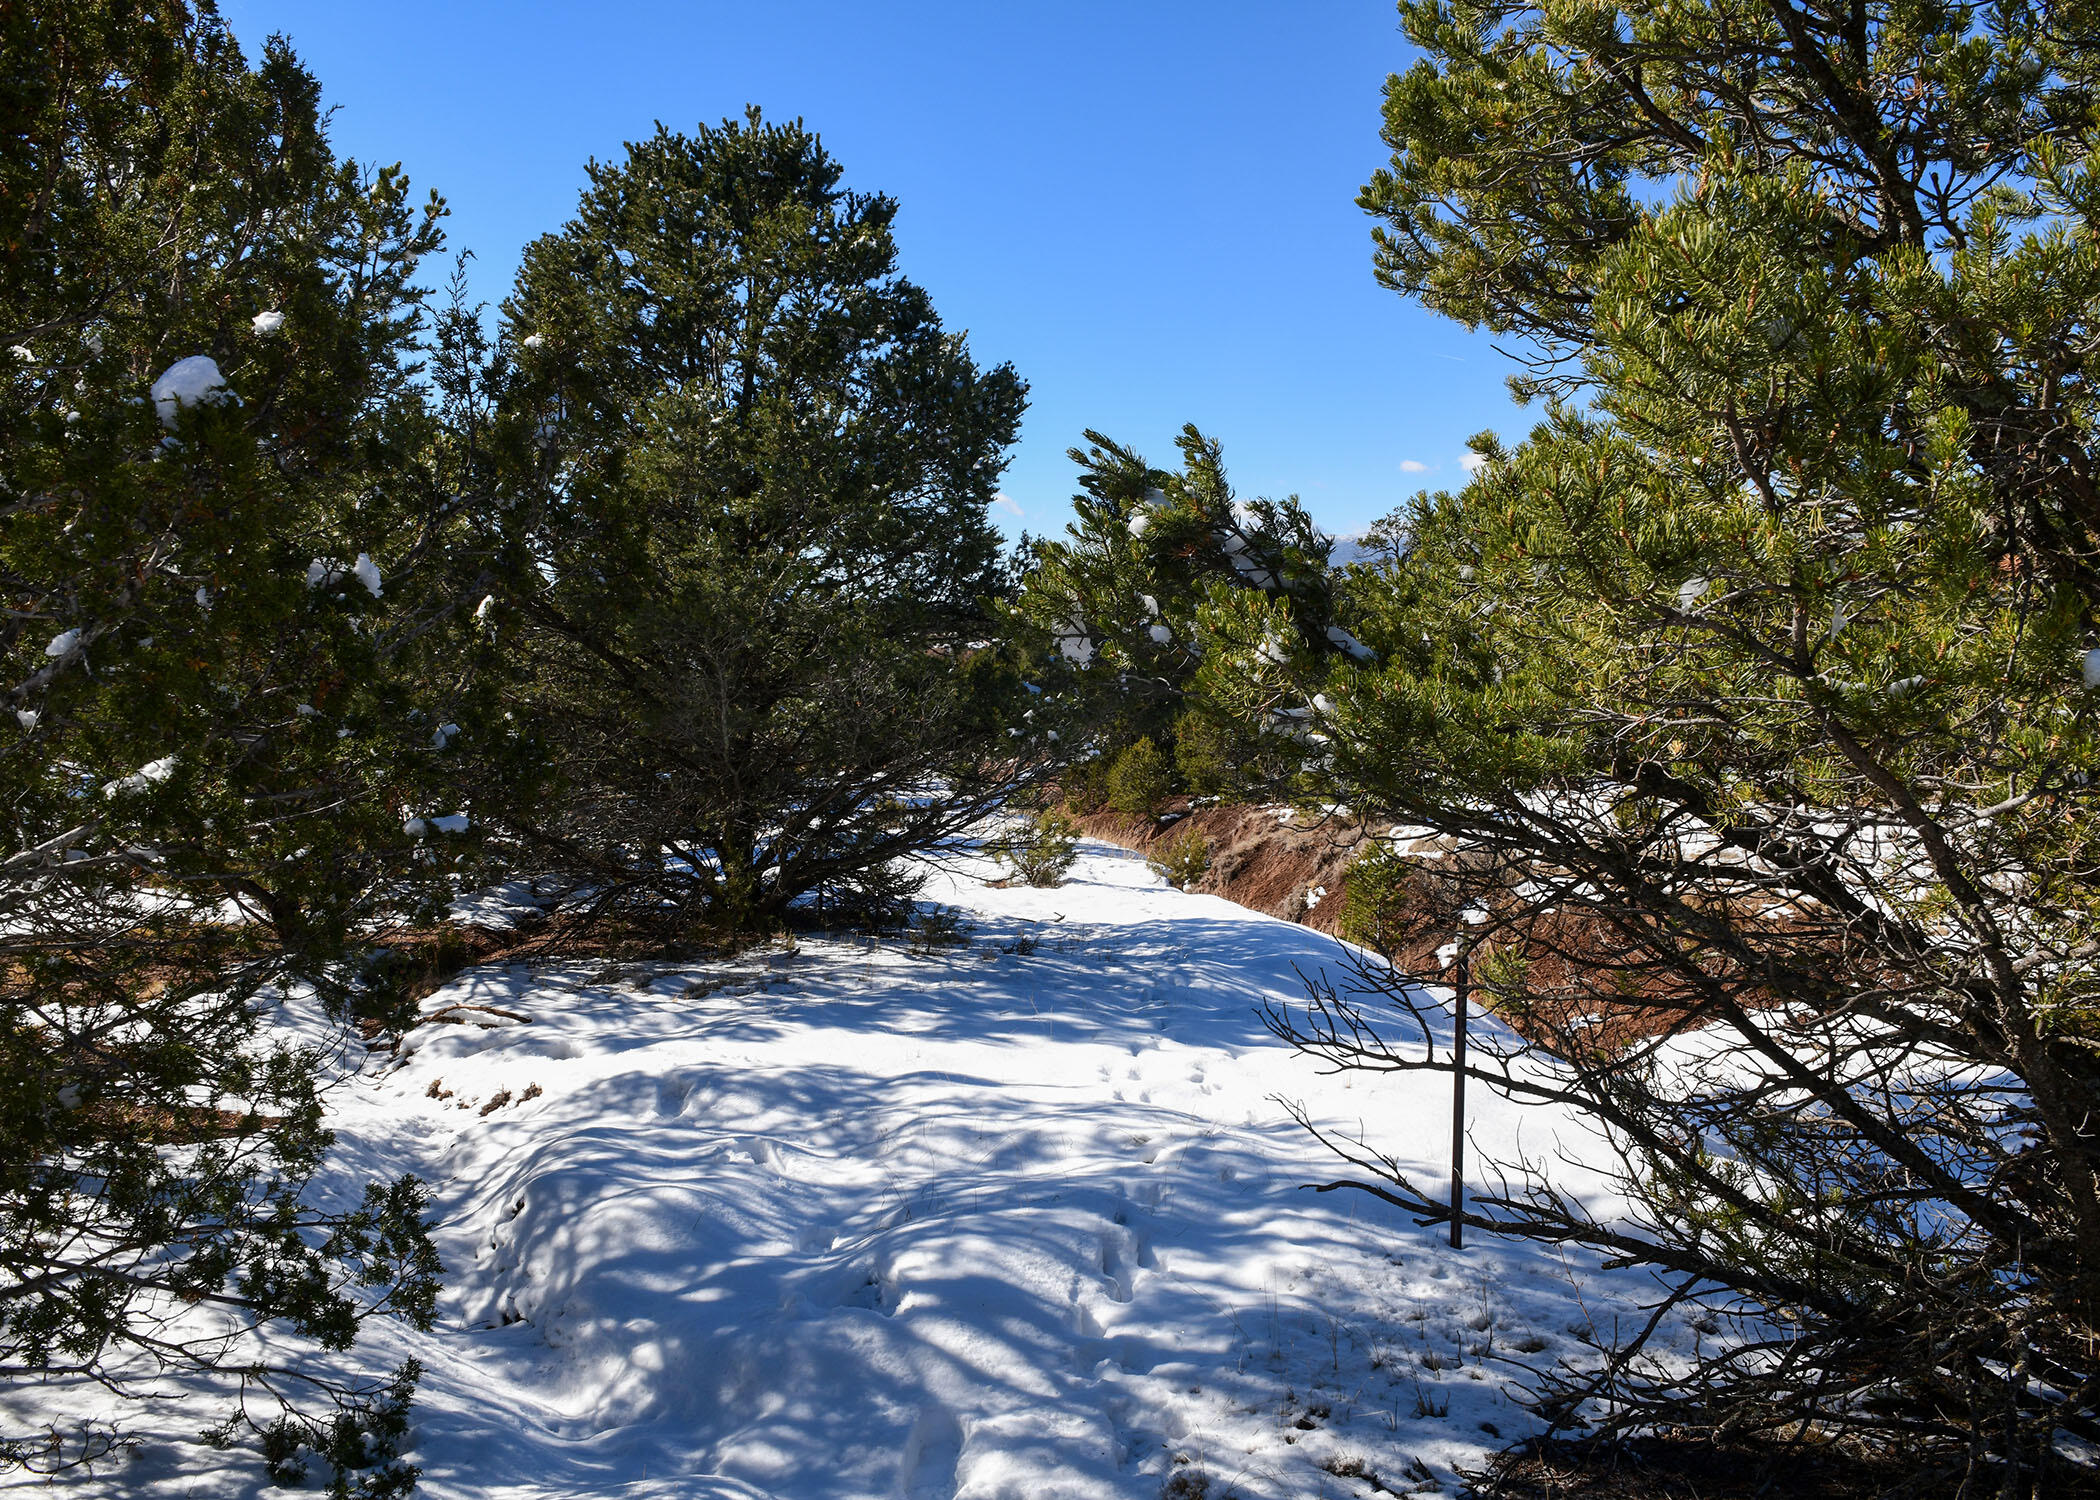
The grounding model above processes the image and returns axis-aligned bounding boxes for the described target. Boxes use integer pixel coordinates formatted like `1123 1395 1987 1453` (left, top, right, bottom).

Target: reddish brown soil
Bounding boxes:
1071 803 1793 1056
1071 799 1370 934
83 1101 285 1145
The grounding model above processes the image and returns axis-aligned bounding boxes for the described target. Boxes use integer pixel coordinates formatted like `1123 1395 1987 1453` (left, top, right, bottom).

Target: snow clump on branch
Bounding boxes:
104 755 176 797
150 356 235 427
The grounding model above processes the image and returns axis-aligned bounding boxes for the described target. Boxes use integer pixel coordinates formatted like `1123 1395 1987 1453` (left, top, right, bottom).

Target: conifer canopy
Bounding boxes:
1 1 459 1489
1240 2 2100 1485
487 110 1043 933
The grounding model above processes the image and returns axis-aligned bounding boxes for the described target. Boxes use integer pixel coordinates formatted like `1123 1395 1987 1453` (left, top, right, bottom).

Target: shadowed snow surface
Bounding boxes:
7 839 1669 1499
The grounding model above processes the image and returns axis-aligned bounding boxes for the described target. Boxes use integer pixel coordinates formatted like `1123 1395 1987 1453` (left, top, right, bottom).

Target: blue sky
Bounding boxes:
221 0 1527 541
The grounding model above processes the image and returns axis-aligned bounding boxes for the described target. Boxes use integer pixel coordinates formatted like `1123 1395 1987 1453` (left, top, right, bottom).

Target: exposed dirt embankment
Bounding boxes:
1070 800 1370 935
1072 807 1731 1055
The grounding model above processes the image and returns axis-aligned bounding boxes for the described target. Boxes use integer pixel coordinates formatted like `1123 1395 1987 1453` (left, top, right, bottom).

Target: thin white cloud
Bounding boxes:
1459 453 1488 474
993 491 1024 517
1398 459 1430 474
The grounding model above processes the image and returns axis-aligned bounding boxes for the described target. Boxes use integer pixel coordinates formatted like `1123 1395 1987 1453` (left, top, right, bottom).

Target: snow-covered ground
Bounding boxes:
8 837 1668 1500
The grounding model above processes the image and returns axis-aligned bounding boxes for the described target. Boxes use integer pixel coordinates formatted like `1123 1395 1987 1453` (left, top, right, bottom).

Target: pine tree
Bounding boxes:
1247 2 2100 1487
1 4 456 1489
482 110 1045 935
1014 424 1368 800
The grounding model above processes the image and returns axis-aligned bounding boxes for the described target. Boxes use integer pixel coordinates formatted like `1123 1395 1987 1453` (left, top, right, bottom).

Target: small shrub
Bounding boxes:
1337 843 1418 957
1148 824 1210 889
1172 710 1236 798
811 860 926 931
1473 939 1532 1003
907 906 972 953
988 809 1080 887
1105 736 1173 819
1059 754 1109 814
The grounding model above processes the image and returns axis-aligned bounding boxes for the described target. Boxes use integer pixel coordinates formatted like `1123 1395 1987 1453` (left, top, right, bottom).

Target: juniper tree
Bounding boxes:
0 4 459 1489
485 110 1045 934
1243 1 2100 1488
1014 424 1370 800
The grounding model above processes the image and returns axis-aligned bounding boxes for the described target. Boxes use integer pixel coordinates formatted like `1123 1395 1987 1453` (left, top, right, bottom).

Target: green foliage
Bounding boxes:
1249 0 2100 1477
1468 941 1531 1010
907 905 973 952
481 110 1046 935
1014 425 1370 797
1171 708 1245 799
0 1 456 1483
1104 737 1174 819
1335 843 1414 958
1147 823 1211 889
988 809 1080 887
803 859 927 933
1059 754 1113 814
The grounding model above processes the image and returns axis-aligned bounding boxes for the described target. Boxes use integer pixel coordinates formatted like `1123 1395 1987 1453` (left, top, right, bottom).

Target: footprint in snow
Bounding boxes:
898 1406 962 1500
1098 1229 1136 1303
837 1261 900 1315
